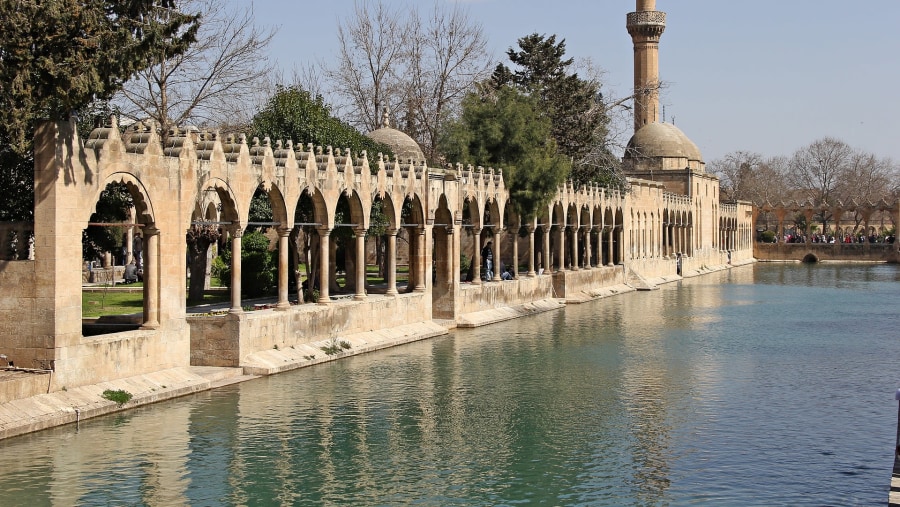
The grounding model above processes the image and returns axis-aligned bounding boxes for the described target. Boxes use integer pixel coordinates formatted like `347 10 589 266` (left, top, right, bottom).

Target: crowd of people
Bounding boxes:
782 232 896 244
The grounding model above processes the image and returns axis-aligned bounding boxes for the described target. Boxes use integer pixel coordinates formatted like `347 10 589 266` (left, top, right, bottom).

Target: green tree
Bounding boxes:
492 33 616 189
440 86 570 218
0 140 33 221
0 0 199 152
83 183 134 261
251 85 394 300
0 1 198 222
252 85 392 160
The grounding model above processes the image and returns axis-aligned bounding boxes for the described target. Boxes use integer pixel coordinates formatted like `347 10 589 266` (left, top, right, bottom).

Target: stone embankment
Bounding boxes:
0 261 749 441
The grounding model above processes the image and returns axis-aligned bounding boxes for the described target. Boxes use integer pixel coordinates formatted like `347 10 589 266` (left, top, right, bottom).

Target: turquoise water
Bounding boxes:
0 264 897 506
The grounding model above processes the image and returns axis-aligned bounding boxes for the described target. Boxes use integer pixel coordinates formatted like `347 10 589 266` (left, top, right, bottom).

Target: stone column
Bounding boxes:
141 226 160 328
570 226 579 270
774 209 785 242
662 222 668 258
618 225 626 263
804 210 816 243
415 228 427 291
833 207 842 240
511 227 519 279
228 227 243 314
446 227 455 282
472 228 482 284
126 208 135 264
557 225 566 270
585 227 593 268
543 227 552 274
607 226 615 266
492 228 501 282
526 225 536 276
276 227 291 310
386 228 398 296
354 228 367 300
317 227 331 304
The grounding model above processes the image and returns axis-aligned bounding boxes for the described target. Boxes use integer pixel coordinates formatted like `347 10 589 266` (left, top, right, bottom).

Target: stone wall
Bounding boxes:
0 261 38 367
456 275 555 316
52 325 191 389
551 266 627 298
189 292 432 367
754 243 900 263
0 372 50 404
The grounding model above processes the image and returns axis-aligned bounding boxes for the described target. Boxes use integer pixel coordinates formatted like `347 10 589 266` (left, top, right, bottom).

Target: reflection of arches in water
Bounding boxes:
802 253 819 263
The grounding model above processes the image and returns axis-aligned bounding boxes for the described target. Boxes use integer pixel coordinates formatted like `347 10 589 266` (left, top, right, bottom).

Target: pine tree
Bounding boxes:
440 85 570 218
494 33 616 189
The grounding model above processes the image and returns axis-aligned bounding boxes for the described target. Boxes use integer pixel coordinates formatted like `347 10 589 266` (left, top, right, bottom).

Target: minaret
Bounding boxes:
626 0 666 132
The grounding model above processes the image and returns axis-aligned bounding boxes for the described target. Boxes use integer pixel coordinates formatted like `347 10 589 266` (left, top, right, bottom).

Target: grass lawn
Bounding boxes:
83 291 144 318
83 289 229 318
83 266 409 318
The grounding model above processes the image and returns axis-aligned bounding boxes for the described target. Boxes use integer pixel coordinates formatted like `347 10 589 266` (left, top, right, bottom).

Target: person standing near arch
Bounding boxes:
482 241 493 281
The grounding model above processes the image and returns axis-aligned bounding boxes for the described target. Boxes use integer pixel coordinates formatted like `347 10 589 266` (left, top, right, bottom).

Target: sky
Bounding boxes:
242 0 900 163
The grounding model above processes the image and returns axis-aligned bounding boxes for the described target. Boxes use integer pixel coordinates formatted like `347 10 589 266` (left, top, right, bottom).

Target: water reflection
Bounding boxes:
0 264 897 506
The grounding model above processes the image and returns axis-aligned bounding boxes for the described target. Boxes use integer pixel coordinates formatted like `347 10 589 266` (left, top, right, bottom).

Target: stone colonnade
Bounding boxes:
0 118 752 389
753 201 900 243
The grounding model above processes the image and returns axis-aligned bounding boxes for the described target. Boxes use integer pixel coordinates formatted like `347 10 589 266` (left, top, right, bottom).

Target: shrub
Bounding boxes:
102 389 133 406
217 230 277 298
759 230 776 243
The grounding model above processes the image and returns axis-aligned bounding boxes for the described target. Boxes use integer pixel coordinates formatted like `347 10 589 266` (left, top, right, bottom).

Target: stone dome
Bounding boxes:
625 122 703 163
365 111 426 164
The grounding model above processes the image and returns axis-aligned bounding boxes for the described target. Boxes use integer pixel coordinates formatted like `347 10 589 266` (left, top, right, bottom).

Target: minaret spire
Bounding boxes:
626 0 666 132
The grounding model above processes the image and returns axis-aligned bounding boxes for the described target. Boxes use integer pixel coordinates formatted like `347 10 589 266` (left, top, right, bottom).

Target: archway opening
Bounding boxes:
293 189 320 303
82 181 145 336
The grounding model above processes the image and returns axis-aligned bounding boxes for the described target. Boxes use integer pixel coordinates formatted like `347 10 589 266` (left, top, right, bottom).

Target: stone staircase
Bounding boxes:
626 268 659 291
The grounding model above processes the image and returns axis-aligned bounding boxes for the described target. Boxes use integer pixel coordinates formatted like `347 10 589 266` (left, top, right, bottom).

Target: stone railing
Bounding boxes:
0 222 34 261
626 10 666 27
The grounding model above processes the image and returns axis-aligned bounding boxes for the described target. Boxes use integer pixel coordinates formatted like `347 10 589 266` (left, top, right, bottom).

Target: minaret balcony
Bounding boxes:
626 10 666 38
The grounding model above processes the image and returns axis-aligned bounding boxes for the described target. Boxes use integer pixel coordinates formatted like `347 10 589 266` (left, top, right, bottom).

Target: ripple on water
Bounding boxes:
0 264 895 506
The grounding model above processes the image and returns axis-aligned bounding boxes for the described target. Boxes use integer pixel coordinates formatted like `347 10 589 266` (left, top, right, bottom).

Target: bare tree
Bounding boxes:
113 0 276 138
751 156 790 205
325 1 492 159
707 151 765 202
782 138 900 233
786 137 852 205
404 3 492 160
327 1 408 133
839 151 896 205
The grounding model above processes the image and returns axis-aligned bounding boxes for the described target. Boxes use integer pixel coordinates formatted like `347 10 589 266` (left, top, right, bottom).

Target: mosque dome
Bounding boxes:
365 111 426 164
624 122 703 163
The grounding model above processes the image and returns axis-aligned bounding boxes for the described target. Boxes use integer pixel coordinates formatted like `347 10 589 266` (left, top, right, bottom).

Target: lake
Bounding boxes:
0 263 897 506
